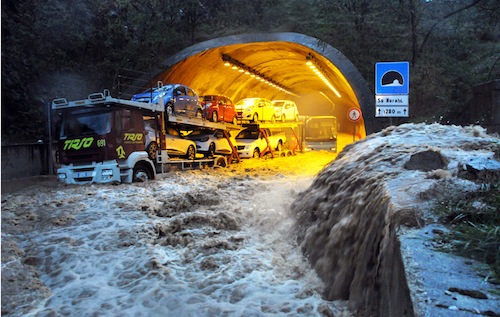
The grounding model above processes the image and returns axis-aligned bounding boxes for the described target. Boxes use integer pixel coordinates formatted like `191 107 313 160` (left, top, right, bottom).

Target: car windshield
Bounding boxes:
60 110 112 138
236 129 259 139
202 96 217 102
186 128 212 136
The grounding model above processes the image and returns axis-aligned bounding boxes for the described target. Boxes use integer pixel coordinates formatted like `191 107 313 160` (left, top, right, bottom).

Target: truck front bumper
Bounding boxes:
57 160 121 184
237 150 253 159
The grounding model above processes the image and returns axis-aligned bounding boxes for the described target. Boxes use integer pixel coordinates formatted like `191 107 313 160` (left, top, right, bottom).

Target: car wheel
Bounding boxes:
133 163 152 182
252 113 258 123
146 141 158 160
214 156 227 167
276 141 283 152
208 143 215 158
211 111 218 122
166 103 174 116
281 114 286 123
196 109 203 119
186 145 196 160
252 148 260 159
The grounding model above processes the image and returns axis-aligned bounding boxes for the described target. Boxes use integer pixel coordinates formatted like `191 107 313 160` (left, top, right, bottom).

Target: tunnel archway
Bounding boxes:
141 32 378 135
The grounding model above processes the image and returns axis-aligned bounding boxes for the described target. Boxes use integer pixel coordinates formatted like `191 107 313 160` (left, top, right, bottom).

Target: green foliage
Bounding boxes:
432 182 500 281
1 0 499 142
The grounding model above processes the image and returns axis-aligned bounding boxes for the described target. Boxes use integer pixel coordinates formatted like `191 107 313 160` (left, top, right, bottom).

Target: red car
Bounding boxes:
200 95 238 124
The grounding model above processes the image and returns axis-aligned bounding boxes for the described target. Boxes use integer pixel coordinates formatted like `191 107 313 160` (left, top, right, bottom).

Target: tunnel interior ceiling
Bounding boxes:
157 40 362 130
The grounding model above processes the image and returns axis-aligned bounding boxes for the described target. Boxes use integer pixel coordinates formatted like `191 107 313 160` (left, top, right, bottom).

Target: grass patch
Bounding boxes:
432 182 500 283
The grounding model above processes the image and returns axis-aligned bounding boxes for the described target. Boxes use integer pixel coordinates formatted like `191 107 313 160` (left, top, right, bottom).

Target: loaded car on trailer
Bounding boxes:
234 98 277 123
183 128 237 158
133 83 203 118
271 100 300 122
200 95 238 124
234 126 286 159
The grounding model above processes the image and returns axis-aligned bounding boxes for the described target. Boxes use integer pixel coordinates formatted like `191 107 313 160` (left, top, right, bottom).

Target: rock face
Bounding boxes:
291 155 414 317
290 123 500 316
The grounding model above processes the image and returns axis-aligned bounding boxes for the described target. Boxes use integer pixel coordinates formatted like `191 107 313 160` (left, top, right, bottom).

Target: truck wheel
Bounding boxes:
212 111 218 122
281 115 286 122
146 141 158 160
215 156 227 167
232 116 238 125
186 145 196 160
252 113 259 123
133 164 152 182
252 148 260 159
208 143 216 158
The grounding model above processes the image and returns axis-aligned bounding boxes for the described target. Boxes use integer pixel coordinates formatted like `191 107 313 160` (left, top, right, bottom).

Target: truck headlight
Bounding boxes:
101 169 113 177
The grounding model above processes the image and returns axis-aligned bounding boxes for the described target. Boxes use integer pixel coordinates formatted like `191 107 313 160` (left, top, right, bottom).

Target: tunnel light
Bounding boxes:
306 53 341 98
222 53 297 96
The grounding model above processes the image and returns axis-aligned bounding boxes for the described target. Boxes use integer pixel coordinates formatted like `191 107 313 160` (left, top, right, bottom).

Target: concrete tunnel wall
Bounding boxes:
142 32 379 135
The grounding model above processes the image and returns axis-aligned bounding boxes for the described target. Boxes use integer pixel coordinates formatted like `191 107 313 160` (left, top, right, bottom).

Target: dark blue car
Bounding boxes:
132 83 203 118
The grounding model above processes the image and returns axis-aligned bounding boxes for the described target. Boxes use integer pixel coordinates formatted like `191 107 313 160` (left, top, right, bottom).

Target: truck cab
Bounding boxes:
53 92 158 184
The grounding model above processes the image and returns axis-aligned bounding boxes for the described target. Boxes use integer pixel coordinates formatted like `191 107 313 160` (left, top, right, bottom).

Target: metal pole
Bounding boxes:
47 101 54 175
353 123 356 142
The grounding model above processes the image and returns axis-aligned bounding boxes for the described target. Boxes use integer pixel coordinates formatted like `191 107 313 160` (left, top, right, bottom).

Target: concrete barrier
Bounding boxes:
1 143 53 180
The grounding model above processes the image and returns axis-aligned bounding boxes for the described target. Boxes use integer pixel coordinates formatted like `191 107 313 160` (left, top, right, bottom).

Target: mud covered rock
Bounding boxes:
404 149 448 171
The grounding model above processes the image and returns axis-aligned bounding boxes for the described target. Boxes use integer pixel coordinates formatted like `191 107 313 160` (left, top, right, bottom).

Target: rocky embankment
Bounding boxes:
291 123 500 317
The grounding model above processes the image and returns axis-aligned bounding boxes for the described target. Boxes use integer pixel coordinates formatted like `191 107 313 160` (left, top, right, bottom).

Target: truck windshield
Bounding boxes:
236 129 259 139
60 111 112 138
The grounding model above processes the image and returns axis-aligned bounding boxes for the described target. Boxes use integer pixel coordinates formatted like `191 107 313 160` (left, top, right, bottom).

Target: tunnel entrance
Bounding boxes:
123 32 377 136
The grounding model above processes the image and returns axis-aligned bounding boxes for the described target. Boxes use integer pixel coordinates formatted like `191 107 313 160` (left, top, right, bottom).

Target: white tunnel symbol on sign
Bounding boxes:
381 71 404 87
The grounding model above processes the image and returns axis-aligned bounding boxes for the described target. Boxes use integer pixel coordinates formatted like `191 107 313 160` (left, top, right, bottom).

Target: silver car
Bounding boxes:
144 118 197 160
272 100 299 122
183 128 236 157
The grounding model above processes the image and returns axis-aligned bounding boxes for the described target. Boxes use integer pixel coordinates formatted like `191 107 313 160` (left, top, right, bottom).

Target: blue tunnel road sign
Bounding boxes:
375 62 409 95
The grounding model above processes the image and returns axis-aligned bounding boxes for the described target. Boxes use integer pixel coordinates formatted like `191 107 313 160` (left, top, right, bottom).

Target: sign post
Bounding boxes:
348 108 362 142
375 61 410 118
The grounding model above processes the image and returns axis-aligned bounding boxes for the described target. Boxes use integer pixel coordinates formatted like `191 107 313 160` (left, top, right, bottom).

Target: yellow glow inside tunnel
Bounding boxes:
147 36 368 138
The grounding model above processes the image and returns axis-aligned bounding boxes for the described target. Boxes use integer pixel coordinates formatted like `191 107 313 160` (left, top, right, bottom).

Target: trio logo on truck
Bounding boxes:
124 133 143 142
63 137 94 150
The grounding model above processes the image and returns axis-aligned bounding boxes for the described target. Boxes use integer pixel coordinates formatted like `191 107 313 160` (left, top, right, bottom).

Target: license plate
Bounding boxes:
77 172 90 178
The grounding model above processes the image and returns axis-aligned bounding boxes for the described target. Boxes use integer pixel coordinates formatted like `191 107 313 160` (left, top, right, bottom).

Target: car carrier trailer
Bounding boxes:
52 90 240 184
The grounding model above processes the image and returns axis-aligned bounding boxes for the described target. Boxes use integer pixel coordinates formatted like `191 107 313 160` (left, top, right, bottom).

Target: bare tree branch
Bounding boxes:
418 0 484 57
